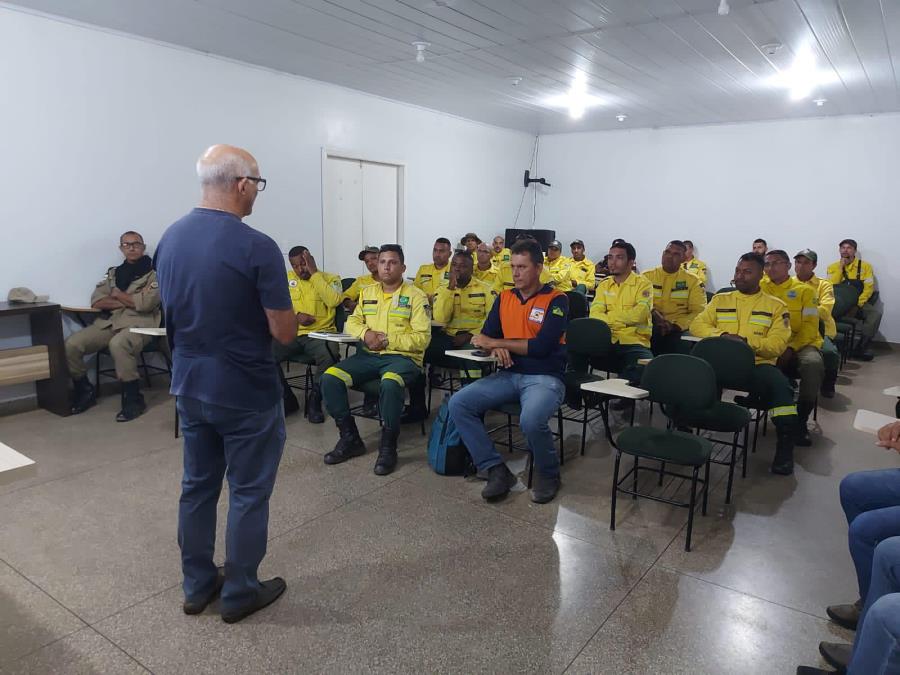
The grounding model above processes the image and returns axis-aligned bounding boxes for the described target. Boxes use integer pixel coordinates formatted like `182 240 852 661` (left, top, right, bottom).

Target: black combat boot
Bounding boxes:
771 419 795 475
400 374 428 424
70 376 96 414
116 380 147 422
796 401 814 447
373 426 399 475
324 416 366 465
306 384 324 424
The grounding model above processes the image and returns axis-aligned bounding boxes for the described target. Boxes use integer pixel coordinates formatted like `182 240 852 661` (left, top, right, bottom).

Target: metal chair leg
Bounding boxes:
580 404 588 456
725 430 738 504
610 451 621 531
141 352 153 389
632 456 638 499
742 424 750 478
685 466 699 552
702 459 710 516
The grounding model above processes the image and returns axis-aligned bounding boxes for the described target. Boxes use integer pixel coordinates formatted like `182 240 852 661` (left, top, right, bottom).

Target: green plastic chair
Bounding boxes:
833 283 861 364
562 318 614 454
612 354 717 552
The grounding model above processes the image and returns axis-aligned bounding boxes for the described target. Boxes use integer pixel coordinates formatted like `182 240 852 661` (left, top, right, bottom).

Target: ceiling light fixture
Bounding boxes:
717 0 730 16
814 98 827 107
507 76 524 87
768 46 838 101
760 42 782 57
543 72 604 120
616 114 627 122
412 41 430 63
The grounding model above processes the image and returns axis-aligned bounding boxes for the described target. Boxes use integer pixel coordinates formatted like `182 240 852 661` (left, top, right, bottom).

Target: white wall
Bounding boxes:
535 114 900 342
0 7 533 403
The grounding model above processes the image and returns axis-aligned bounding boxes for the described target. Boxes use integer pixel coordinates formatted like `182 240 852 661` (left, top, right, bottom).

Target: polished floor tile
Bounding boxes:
3 627 148 675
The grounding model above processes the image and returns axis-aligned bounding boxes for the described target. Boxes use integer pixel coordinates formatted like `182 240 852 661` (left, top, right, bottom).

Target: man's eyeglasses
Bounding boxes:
236 176 267 191
120 241 145 249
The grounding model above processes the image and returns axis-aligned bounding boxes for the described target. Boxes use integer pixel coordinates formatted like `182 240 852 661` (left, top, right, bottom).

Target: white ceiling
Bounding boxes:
9 0 900 134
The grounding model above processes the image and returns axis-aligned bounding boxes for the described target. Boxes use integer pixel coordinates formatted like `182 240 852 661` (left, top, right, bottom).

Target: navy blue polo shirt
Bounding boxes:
153 208 291 411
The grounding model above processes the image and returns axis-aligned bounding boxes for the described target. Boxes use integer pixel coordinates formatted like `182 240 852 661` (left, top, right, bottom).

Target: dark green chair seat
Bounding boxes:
616 427 712 466
673 402 750 433
563 318 614 454
287 353 316 365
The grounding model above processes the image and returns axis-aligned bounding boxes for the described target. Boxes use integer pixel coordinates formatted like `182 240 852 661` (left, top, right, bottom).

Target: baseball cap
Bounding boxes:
548 240 562 249
358 246 379 261
794 249 818 264
7 287 49 304
570 239 584 248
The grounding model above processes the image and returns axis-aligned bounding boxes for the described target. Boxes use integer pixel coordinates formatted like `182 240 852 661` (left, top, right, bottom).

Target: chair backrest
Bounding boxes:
341 277 355 292
832 283 861 319
565 291 589 320
640 354 718 411
691 336 756 391
566 318 612 358
705 290 714 302
716 286 736 295
335 305 347 332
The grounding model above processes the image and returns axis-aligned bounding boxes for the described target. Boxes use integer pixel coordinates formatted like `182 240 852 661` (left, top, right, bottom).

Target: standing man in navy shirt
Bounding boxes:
154 145 297 624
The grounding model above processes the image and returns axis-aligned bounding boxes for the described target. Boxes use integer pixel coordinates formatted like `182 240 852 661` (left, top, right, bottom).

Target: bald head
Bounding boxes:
196 144 263 218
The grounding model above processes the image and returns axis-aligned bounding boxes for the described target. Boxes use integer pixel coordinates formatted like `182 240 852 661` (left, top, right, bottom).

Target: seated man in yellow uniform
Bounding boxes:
66 231 160 422
567 239 596 295
473 242 502 292
691 252 799 475
402 250 497 422
544 240 572 289
681 239 708 285
761 250 824 446
460 232 481 256
342 245 380 312
793 249 840 398
275 246 343 422
414 237 452 302
491 235 510 268
827 238 881 361
321 245 430 476
589 241 653 386
643 240 706 355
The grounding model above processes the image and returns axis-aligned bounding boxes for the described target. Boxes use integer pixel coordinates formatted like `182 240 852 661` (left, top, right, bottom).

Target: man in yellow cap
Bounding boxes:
568 240 596 295
827 239 881 361
320 245 430 476
414 238 452 302
691 252 798 475
274 246 343 423
794 249 840 398
681 239 708 285
643 240 706 355
544 240 572 289
761 249 823 446
342 246 380 312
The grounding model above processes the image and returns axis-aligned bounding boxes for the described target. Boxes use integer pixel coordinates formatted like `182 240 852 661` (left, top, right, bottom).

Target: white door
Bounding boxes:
323 156 399 280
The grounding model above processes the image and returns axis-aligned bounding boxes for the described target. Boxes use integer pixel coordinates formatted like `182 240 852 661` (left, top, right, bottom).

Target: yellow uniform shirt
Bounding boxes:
414 263 450 297
432 278 498 336
491 248 511 269
287 270 343 335
761 277 823 351
473 265 503 293
345 281 431 366
826 258 876 306
589 272 653 347
682 258 708 285
568 257 596 292
642 266 706 331
544 256 572 289
498 262 552 290
690 290 790 365
797 275 837 339
342 272 379 303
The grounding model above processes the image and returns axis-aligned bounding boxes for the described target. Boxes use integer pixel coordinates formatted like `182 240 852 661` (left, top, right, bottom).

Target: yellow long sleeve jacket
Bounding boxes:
287 270 343 335
342 272 379 303
473 265 503 293
345 281 431 366
568 257 596 292
796 275 837 339
414 263 450 297
432 278 498 336
827 258 876 306
761 277 823 351
544 256 572 289
491 248 511 269
642 266 707 331
690 290 791 365
589 272 653 347
682 258 708 285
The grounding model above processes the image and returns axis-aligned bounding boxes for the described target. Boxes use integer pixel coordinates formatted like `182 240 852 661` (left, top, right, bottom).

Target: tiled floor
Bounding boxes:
1 347 896 674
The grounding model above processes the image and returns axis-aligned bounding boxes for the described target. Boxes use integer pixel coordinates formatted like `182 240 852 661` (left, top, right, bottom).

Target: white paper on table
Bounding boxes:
854 409 898 435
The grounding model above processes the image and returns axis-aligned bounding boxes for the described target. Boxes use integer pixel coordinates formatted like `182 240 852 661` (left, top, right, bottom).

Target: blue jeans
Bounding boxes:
176 396 285 611
448 370 565 478
840 469 900 600
849 537 900 674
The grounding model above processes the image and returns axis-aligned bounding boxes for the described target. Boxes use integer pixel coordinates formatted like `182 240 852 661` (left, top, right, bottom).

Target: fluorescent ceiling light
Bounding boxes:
543 72 604 119
768 47 838 101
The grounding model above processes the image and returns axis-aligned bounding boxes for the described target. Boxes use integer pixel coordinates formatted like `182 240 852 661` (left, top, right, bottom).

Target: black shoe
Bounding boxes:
70 377 96 415
400 405 428 424
771 422 795 475
283 391 301 416
796 667 835 675
324 416 366 465
854 349 874 362
183 567 225 615
531 474 561 504
221 577 286 624
373 427 399 476
818 642 851 673
795 424 812 447
827 599 862 631
116 380 146 422
306 386 324 424
482 464 517 501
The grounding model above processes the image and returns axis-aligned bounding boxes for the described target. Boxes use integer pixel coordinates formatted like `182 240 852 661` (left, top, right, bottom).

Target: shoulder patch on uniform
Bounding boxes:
551 305 564 317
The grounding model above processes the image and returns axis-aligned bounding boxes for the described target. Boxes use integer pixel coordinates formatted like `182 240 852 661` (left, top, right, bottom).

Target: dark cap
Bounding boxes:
548 240 562 249
794 248 818 264
570 239 584 248
358 246 379 261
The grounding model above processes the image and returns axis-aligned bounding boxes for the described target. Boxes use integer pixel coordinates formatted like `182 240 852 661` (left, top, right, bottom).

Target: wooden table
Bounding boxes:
0 302 69 416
